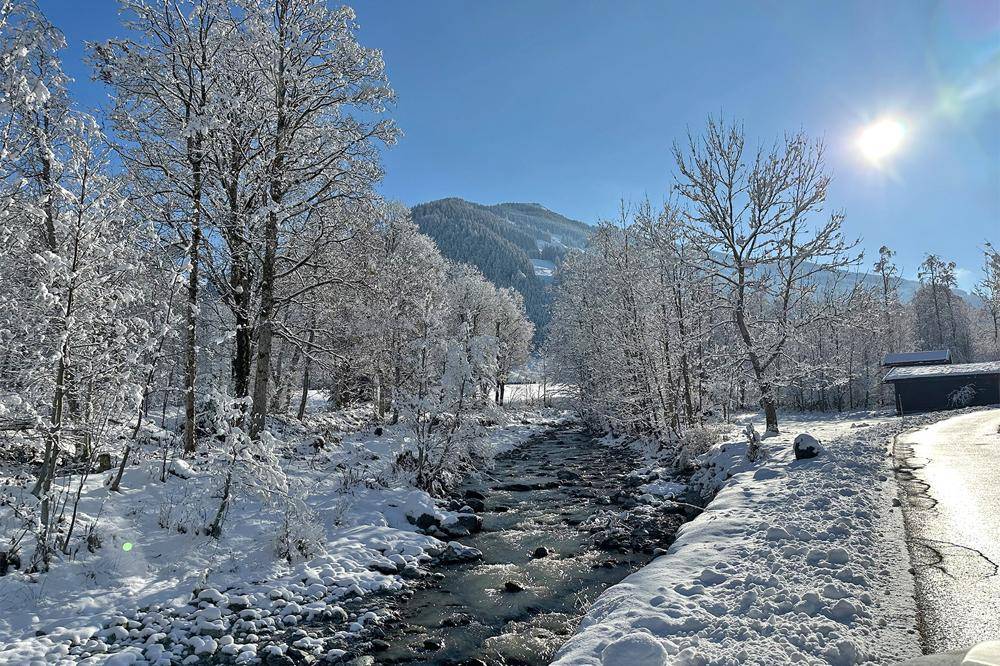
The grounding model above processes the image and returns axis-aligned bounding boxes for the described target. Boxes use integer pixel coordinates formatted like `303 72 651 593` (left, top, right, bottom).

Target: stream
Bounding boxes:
363 424 695 665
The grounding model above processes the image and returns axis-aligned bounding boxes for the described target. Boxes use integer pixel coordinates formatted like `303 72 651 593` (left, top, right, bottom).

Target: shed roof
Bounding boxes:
883 361 1000 383
882 350 951 367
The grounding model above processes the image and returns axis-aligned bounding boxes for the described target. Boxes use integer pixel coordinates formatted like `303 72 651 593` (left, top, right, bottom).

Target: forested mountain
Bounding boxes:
411 198 591 331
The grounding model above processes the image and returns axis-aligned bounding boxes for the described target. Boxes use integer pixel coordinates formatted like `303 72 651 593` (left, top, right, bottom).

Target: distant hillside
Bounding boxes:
410 198 974 338
410 198 591 332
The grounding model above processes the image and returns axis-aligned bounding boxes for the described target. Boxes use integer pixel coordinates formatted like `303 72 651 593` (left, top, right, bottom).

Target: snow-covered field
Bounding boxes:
530 259 557 278
0 404 568 664
553 411 923 666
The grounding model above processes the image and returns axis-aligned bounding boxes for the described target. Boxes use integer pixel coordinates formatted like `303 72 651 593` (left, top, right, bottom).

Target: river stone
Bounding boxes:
503 580 524 593
464 489 486 501
413 513 440 530
453 513 482 533
95 452 113 473
462 498 486 512
497 482 532 492
531 546 551 558
347 658 374 666
437 542 483 564
423 638 443 650
793 433 822 460
370 639 390 652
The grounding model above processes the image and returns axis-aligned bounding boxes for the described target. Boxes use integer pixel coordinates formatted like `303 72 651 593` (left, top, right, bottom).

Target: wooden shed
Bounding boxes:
883 361 1000 415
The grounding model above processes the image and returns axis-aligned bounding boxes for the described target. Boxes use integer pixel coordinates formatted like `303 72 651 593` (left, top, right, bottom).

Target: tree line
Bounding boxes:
546 118 999 442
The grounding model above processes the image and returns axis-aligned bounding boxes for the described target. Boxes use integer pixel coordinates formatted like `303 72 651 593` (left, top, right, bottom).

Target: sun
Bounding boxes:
857 118 905 164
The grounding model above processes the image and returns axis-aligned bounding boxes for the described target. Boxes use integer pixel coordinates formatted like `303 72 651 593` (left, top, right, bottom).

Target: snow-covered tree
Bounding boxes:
93 0 232 453
547 201 727 440
973 242 1000 359
913 253 972 361
0 106 156 568
674 118 862 433
493 288 533 405
238 0 397 438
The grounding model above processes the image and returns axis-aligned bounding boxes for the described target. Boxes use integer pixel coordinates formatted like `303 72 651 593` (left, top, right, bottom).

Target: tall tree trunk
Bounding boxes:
734 283 779 434
183 143 203 454
250 9 288 439
229 188 253 403
673 286 694 425
249 213 277 439
297 353 312 420
32 179 82 570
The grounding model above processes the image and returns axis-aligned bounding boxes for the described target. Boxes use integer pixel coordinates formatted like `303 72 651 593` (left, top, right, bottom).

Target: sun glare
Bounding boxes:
857 118 906 164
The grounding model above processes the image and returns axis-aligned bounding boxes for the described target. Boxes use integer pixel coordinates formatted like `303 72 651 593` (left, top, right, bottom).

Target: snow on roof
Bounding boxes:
882 350 951 367
883 361 1000 382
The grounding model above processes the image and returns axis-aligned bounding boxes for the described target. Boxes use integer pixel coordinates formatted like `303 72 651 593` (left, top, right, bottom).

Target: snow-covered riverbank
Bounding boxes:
0 406 569 664
553 412 923 666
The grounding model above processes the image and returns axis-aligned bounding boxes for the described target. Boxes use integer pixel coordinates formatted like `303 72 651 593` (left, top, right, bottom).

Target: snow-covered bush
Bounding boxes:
947 383 977 408
745 422 763 461
201 391 288 539
274 484 326 564
397 329 497 494
675 426 718 472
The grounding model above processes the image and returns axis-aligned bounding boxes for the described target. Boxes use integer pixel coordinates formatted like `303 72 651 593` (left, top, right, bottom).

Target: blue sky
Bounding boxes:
41 0 999 286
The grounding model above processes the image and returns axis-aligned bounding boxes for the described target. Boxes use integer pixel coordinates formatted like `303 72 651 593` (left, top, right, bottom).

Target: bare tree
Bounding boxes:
674 118 860 433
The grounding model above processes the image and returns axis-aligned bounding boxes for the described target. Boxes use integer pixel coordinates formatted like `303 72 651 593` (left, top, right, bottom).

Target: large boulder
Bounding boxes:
462 498 486 513
793 433 822 460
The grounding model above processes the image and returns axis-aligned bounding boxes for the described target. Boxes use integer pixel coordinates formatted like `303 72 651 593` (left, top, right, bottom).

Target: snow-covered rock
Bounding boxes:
793 432 822 460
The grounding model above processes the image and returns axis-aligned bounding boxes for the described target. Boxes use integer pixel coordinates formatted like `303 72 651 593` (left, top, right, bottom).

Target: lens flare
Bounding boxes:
122 542 134 552
857 118 906 164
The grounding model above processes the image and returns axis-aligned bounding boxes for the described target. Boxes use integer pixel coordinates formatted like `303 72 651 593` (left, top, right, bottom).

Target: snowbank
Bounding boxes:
552 412 921 666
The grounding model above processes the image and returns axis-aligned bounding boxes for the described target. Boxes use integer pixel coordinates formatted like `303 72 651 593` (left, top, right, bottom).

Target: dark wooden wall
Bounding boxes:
892 374 1000 415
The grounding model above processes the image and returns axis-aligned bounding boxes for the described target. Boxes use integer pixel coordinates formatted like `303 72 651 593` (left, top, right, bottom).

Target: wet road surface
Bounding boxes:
895 408 1000 653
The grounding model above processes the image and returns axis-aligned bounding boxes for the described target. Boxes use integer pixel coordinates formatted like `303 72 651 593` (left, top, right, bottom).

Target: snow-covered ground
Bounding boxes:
0 403 568 664
503 382 571 407
530 258 557 278
553 411 923 666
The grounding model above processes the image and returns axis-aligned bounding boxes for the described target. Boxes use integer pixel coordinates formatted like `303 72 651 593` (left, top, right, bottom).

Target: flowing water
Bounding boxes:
365 425 693 665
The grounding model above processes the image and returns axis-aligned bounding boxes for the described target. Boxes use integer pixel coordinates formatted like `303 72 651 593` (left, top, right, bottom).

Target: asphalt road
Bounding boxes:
895 408 1000 654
